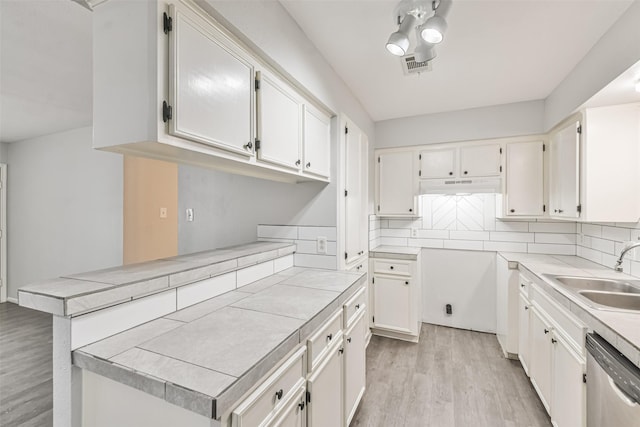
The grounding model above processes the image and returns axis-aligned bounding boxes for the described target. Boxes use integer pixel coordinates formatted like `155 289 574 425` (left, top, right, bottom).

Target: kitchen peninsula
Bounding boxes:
18 242 367 427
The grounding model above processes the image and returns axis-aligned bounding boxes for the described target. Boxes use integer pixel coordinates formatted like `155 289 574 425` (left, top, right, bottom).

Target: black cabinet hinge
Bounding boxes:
306 391 311 403
345 126 349 135
577 124 582 134
419 154 422 160
583 373 587 383
372 277 375 284
163 12 172 34
543 143 546 152
577 204 582 214
344 189 348 197
162 101 172 122
345 252 348 260
378 156 380 163
255 78 260 91
418 170 422 177
377 205 380 212
255 139 261 150
372 316 375 323
543 204 546 213
499 147 502 154
499 166 503 173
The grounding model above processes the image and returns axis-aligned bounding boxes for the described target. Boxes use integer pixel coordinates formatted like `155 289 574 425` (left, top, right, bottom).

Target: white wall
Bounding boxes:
0 142 8 163
543 1 640 130
375 100 544 149
177 165 333 254
6 127 123 299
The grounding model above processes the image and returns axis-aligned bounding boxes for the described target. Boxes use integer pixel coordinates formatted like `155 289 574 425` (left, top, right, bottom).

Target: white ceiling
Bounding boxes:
0 0 635 143
281 0 634 122
0 0 92 143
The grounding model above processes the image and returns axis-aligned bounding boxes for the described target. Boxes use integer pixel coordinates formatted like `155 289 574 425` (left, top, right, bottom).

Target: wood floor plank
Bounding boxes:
352 324 551 427
0 302 53 427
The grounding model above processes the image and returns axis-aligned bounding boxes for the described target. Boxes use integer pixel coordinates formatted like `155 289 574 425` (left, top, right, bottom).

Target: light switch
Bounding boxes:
186 208 194 222
159 207 168 219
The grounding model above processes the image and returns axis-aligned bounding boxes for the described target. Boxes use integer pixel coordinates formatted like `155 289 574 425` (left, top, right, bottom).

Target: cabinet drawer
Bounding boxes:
373 260 411 276
343 287 366 329
231 347 306 427
307 309 343 372
531 283 586 354
519 274 531 298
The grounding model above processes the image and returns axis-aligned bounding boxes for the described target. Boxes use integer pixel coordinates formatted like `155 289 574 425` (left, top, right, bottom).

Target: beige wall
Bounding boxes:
123 156 178 265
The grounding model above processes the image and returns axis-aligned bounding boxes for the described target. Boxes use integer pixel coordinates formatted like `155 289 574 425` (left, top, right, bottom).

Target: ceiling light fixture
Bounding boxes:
386 14 418 56
386 0 452 66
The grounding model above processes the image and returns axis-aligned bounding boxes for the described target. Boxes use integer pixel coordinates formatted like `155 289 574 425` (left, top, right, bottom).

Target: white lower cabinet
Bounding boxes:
551 332 586 427
307 341 343 427
530 306 553 413
231 347 306 427
344 313 366 426
518 292 531 376
371 254 421 342
517 280 587 427
267 384 307 427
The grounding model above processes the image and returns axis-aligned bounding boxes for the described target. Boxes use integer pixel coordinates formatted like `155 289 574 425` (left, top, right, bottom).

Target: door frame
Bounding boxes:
1 163 6 303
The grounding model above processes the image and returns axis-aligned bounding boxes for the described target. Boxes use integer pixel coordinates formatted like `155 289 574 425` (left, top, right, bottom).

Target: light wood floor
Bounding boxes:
0 302 53 427
352 324 552 427
0 303 550 427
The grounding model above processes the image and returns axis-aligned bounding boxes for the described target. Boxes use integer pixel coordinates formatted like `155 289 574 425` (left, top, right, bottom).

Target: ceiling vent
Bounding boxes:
402 55 433 75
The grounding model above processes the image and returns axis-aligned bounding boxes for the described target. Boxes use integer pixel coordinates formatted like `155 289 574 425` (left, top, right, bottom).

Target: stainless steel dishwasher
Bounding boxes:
586 333 640 427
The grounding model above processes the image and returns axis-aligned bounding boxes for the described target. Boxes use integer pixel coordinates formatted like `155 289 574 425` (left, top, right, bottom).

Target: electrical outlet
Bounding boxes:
186 208 194 222
411 228 418 238
317 236 327 254
159 207 168 219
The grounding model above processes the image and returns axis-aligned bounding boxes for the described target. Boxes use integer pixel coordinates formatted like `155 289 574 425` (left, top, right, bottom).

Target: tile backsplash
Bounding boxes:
370 194 640 278
258 224 337 270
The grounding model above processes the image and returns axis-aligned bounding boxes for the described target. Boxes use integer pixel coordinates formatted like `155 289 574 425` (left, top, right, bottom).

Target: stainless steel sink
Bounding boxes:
553 276 640 294
543 274 640 312
578 291 640 311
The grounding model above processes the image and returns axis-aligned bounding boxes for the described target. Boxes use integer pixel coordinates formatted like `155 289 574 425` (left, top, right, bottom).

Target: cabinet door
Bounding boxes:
303 106 330 179
549 122 580 218
345 124 365 266
257 70 302 170
459 144 501 177
530 307 552 413
505 141 544 216
419 148 456 179
377 151 416 216
307 344 343 427
551 334 585 427
344 314 366 426
268 385 306 427
169 5 254 156
372 275 413 334
518 293 531 376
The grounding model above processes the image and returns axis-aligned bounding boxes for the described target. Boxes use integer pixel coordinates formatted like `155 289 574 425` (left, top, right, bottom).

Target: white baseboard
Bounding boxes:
7 296 18 304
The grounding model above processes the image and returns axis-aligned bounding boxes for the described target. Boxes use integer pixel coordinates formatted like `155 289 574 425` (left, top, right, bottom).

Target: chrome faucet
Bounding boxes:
614 241 640 272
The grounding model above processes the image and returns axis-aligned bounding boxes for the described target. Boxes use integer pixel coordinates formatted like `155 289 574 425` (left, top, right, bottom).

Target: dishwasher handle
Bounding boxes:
609 376 639 407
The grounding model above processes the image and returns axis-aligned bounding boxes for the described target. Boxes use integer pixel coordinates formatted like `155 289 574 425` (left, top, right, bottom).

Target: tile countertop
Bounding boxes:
73 267 366 420
499 252 640 367
18 241 296 316
370 245 421 260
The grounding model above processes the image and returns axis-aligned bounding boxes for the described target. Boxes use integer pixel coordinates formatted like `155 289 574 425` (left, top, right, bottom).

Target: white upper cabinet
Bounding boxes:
579 104 640 222
256 69 302 170
459 143 502 177
549 121 580 219
169 3 254 156
376 150 418 217
504 140 545 216
93 0 332 183
303 105 331 179
419 148 456 179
